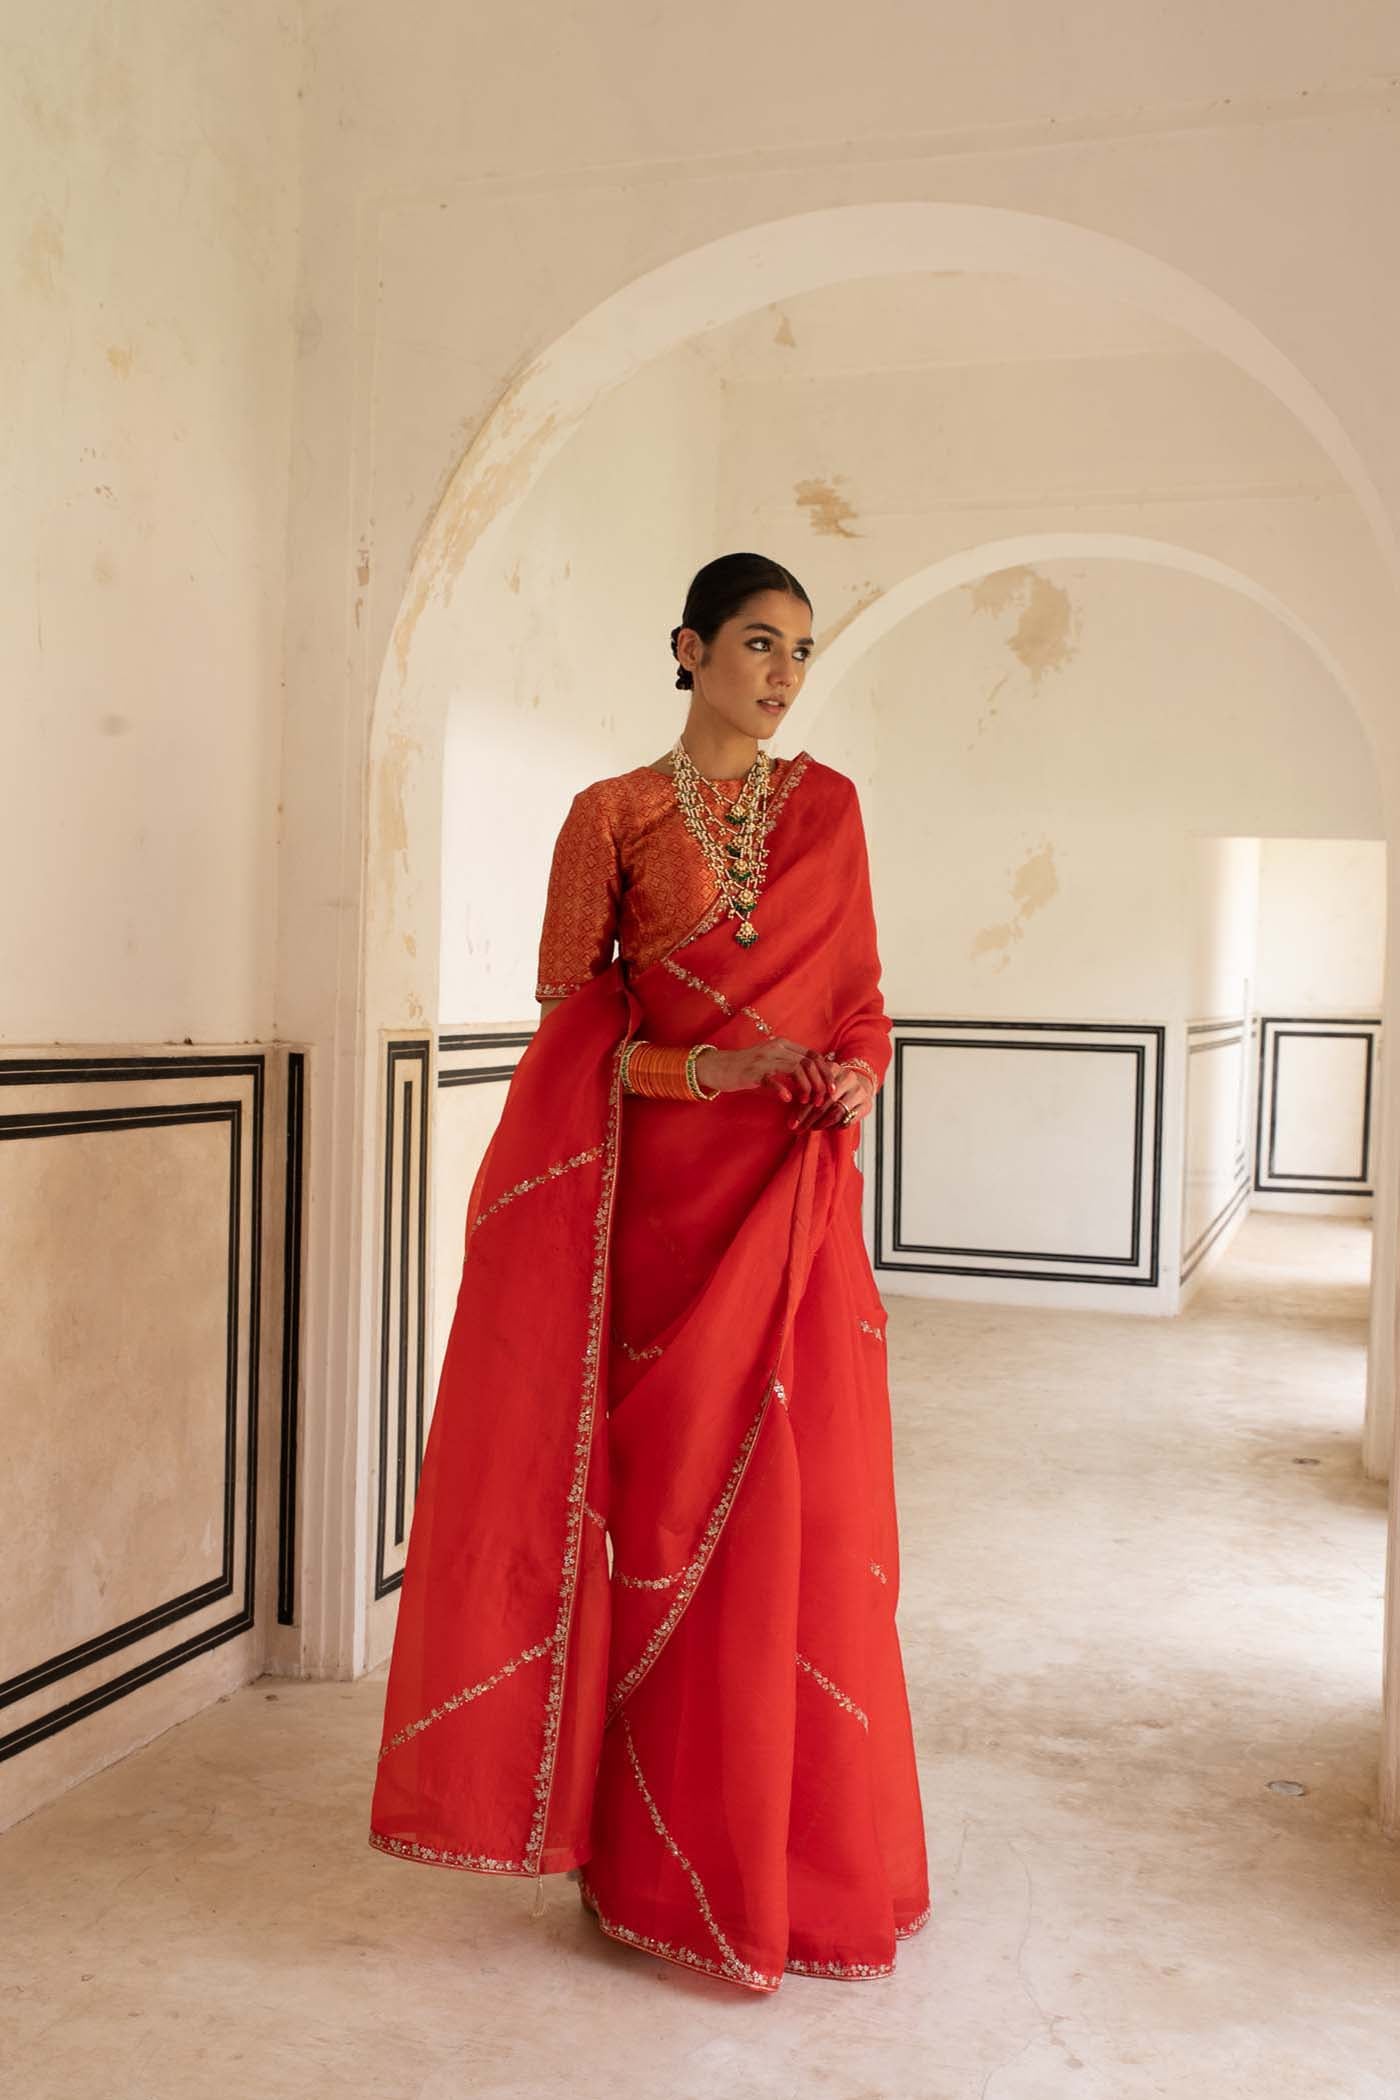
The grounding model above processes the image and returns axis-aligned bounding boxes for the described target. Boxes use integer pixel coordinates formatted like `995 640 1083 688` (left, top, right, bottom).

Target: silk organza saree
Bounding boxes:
369 758 930 1989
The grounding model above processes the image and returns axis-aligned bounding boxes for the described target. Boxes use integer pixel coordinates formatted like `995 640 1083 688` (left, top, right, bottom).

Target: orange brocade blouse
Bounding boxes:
534 758 803 1002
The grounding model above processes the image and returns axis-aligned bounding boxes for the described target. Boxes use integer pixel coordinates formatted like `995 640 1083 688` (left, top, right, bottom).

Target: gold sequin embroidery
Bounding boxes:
616 1337 663 1362
523 1040 626 1872
376 1640 552 1761
578 1887 782 1993
468 1145 605 1243
796 1651 870 1732
614 1563 685 1591
367 1832 527 1874
857 1318 884 1341
659 955 774 1038
622 1715 774 1989
606 1374 776 1719
869 1560 889 1585
583 1503 607 1531
785 1951 896 1979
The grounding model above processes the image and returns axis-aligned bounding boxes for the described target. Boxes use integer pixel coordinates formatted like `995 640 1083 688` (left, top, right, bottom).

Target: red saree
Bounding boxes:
369 755 930 1989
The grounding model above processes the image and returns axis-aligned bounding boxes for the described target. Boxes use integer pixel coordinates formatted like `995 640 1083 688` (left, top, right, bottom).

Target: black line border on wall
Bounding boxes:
375 1041 430 1601
1253 1016 1380 1196
0 1054 263 1764
276 1051 305 1626
1180 1025 1251 1284
873 1019 1165 1288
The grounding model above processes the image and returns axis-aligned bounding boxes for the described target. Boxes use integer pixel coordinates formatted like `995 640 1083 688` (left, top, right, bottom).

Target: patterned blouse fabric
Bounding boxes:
534 757 802 1001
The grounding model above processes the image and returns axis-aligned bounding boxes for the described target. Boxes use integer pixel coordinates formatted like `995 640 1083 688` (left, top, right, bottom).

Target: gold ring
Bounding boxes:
841 1105 856 1125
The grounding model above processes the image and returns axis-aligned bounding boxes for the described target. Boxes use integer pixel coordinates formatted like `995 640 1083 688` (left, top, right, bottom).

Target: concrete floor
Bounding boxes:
5 1212 1399 2100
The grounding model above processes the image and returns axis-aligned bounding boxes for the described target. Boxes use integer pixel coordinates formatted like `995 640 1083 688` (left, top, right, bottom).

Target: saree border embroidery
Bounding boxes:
579 1886 782 1994
785 1951 896 1979
583 1502 606 1530
614 1563 685 1591
468 1144 605 1244
616 1336 663 1362
523 1039 627 1873
622 1716 776 1989
869 1560 889 1585
368 1832 527 1875
659 954 774 1038
605 1374 776 1720
795 1651 870 1732
857 1317 884 1341
376 1639 552 1762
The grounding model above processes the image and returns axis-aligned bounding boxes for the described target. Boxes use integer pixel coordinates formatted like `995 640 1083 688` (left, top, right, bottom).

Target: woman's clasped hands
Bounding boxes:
691 1039 874 1131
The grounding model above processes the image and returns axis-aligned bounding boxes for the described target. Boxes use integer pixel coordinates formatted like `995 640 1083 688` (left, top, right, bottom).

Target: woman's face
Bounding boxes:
681 589 814 743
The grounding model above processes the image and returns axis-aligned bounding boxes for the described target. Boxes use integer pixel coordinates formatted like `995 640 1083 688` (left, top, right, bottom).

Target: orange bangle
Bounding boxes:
622 1041 716 1101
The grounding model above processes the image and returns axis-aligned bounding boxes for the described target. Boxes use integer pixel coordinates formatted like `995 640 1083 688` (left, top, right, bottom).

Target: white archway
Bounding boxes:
344 199 1400 1829
798 532 1375 747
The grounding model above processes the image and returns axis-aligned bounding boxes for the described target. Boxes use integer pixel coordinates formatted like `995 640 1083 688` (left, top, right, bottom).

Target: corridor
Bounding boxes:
4 1213 1395 2100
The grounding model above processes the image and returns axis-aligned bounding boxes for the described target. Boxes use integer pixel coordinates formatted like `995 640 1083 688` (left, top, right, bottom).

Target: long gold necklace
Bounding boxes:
670 738 773 946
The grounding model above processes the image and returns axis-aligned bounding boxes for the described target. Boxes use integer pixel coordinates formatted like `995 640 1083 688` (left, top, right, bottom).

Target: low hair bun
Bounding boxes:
669 624 693 691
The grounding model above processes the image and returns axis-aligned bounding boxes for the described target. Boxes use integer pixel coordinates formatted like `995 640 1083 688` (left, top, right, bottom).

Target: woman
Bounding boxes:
369 552 930 1990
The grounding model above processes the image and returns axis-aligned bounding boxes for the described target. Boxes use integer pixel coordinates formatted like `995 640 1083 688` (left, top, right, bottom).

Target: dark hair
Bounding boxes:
669 552 813 691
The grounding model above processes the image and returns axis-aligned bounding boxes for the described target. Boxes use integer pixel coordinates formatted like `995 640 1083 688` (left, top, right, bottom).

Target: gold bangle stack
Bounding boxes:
622 1039 721 1102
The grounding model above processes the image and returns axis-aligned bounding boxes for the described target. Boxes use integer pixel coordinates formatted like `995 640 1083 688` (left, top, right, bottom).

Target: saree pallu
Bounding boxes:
369 758 930 1989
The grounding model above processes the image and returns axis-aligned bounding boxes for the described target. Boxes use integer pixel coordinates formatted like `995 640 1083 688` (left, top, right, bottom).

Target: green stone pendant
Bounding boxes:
726 804 747 826
735 919 758 947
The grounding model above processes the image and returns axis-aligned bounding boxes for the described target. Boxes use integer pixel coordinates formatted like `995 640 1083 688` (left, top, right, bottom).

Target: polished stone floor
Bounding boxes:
5 1212 1398 2099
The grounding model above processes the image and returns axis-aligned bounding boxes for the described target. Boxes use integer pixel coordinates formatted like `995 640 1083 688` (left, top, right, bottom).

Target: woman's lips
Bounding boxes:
758 698 786 713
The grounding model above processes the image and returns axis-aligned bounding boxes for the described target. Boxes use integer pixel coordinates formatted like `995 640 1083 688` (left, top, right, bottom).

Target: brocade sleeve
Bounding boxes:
534 784 623 1001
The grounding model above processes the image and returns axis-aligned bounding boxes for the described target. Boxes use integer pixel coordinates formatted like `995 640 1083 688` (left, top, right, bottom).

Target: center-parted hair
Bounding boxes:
669 552 813 691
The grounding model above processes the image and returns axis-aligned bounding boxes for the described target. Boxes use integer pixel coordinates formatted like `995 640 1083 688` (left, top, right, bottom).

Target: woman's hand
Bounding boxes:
787 1057 875 1132
692 1042 873 1132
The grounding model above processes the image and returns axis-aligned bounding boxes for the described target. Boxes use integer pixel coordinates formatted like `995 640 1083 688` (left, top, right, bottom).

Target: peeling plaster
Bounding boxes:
966 566 1079 685
506 562 521 593
391 395 561 683
773 310 796 348
794 475 861 539
375 730 419 875
970 839 1059 970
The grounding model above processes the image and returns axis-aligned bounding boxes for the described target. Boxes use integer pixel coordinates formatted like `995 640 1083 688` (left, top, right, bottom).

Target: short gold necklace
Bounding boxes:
670 738 773 947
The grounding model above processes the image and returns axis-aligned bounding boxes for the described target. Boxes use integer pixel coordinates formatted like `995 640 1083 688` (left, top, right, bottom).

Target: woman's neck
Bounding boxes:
675 705 761 782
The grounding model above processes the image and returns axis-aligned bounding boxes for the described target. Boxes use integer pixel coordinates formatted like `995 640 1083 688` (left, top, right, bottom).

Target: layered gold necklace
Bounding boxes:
670 737 774 947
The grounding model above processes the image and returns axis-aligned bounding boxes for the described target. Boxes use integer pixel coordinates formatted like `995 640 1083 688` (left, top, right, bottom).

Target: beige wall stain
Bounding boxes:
105 345 134 377
970 839 1059 971
966 566 1079 685
24 207 64 298
375 730 418 870
818 582 882 649
773 311 796 348
794 475 861 539
506 562 521 593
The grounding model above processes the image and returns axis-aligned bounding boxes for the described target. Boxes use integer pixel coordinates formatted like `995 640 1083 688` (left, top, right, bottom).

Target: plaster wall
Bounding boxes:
3 2 301 1046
